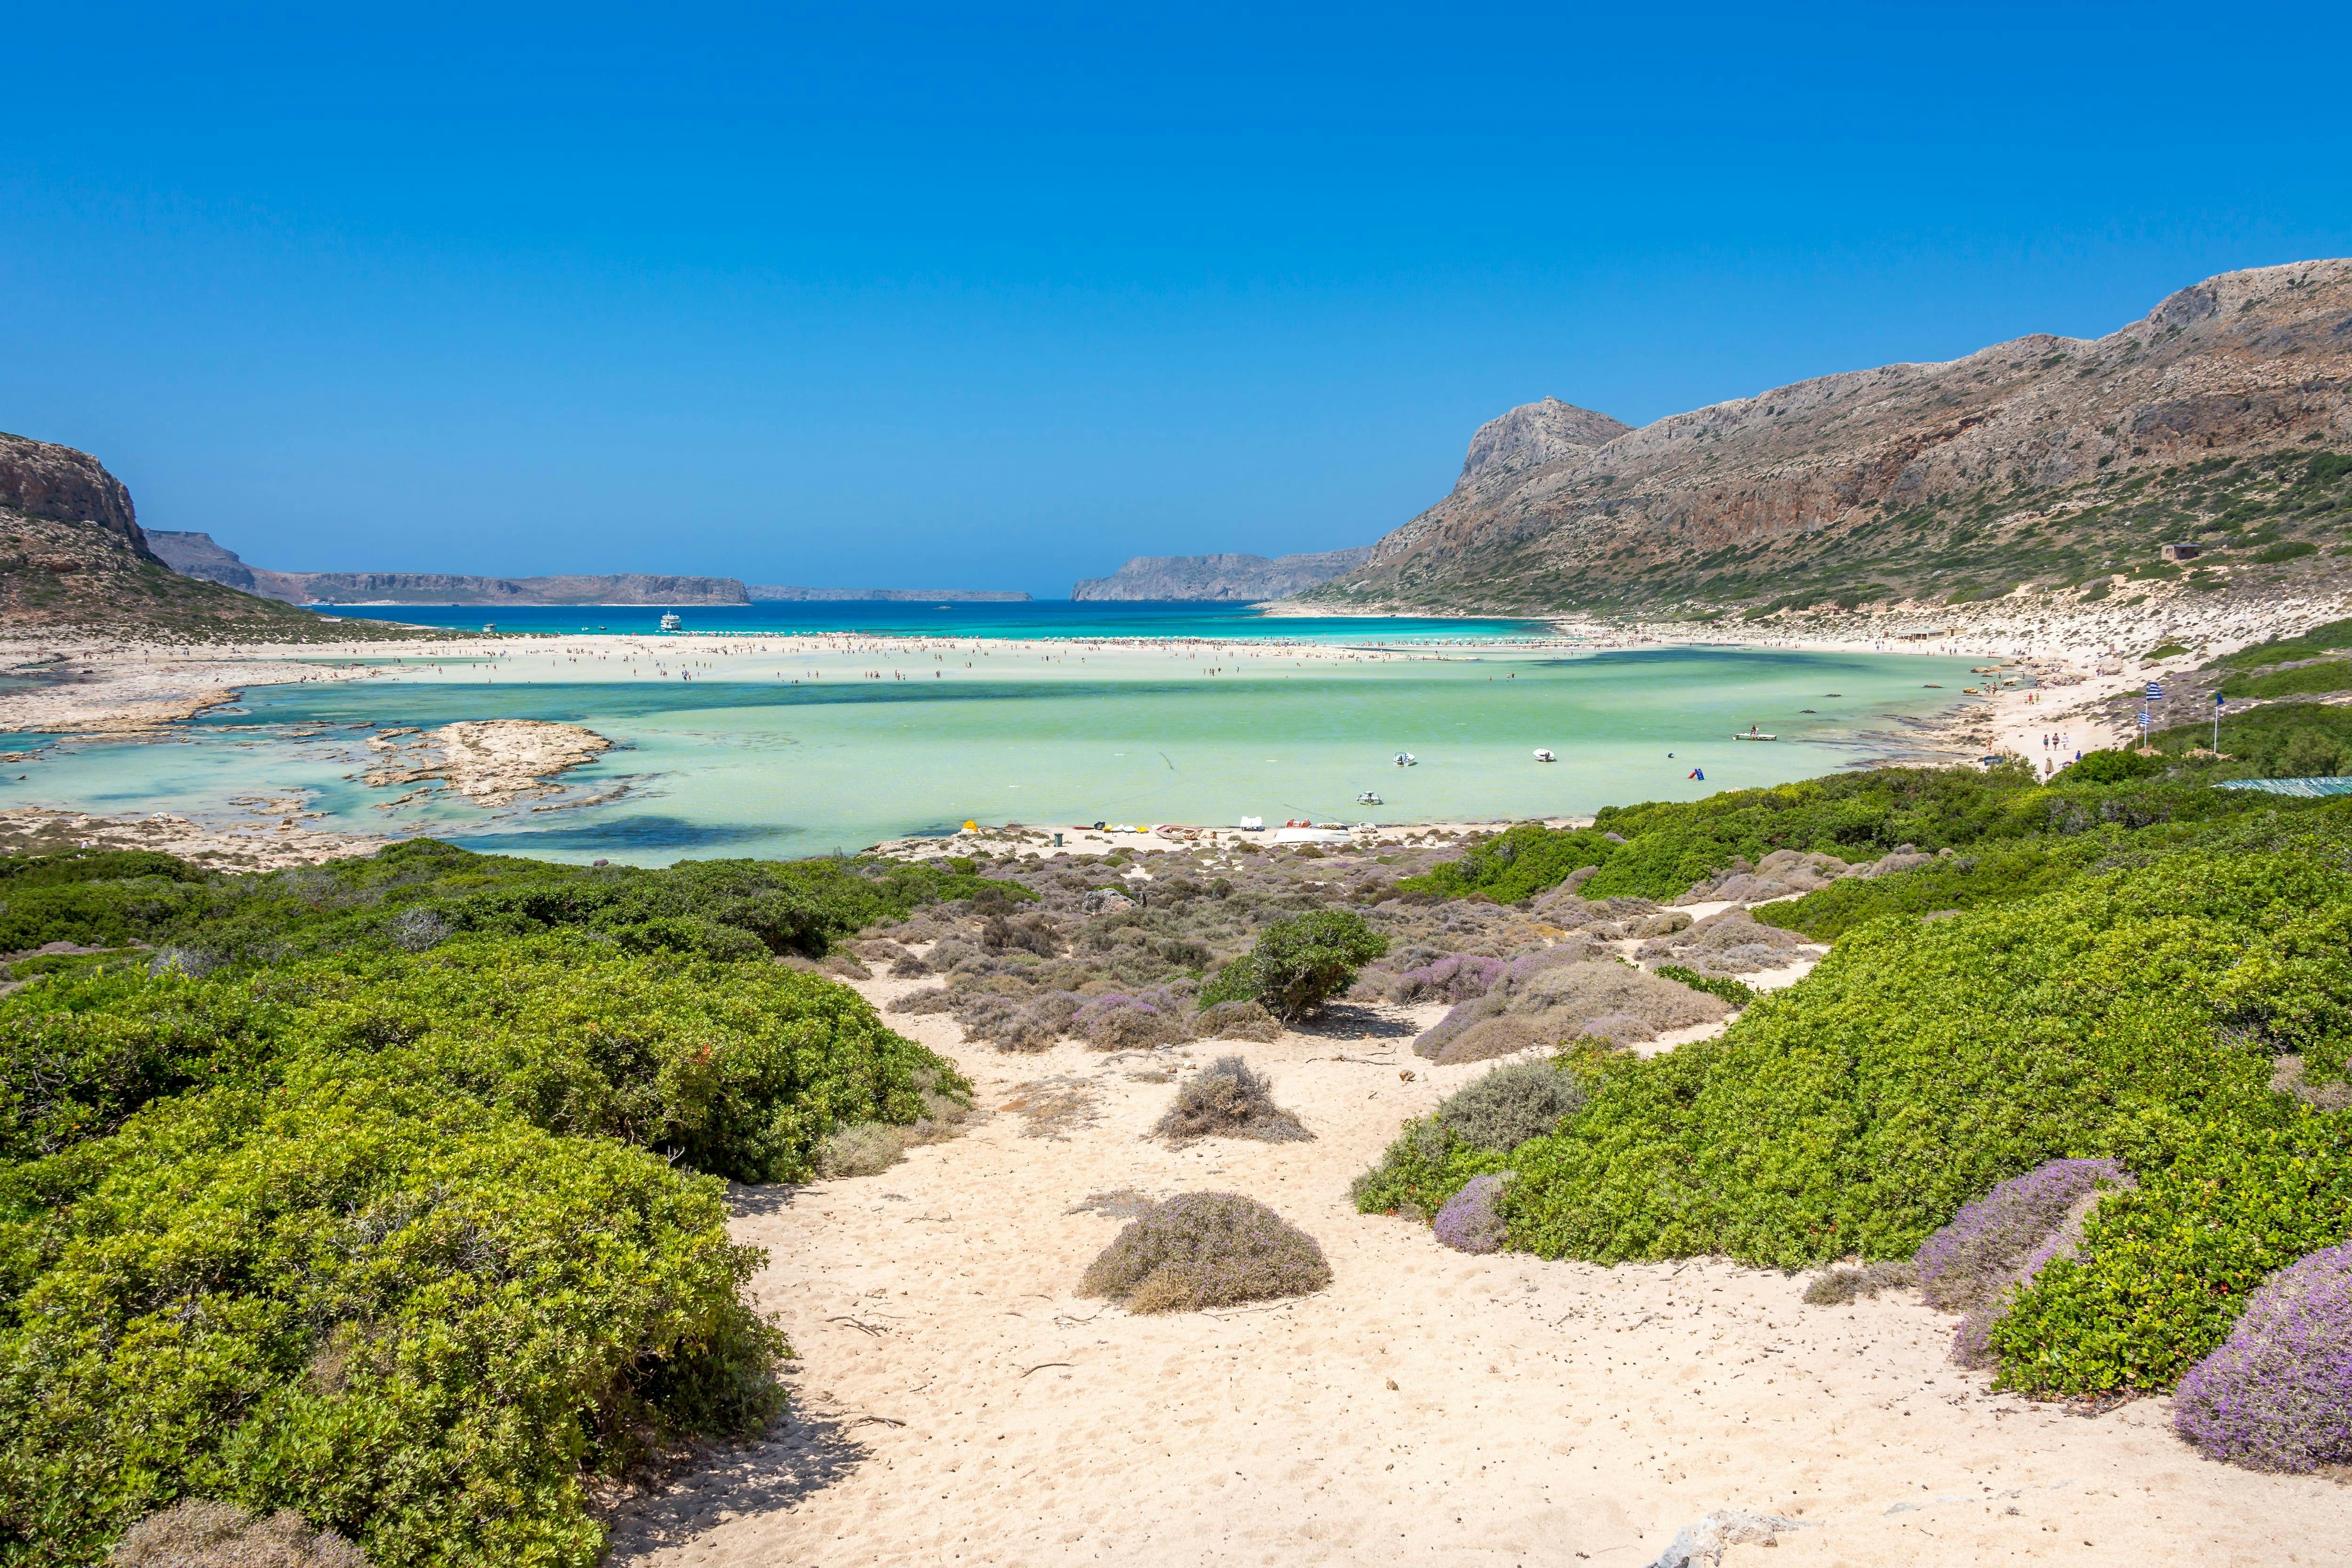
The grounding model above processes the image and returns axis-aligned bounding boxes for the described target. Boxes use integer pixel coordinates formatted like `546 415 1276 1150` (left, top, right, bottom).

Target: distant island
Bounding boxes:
144 532 1030 606
1071 548 1373 602
746 585 1031 602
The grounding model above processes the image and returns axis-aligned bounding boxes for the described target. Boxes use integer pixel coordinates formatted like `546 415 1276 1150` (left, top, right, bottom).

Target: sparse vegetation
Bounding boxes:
1078 1193 1331 1312
1152 1056 1310 1143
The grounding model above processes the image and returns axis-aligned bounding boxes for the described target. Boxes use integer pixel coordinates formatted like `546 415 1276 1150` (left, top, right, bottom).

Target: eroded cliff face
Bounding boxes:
0 432 151 559
1319 260 2352 613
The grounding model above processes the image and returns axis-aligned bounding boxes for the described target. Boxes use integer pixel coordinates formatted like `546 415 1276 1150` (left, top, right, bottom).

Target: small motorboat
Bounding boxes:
1393 751 1417 767
1356 790 1383 805
1532 748 1556 763
1732 726 1777 741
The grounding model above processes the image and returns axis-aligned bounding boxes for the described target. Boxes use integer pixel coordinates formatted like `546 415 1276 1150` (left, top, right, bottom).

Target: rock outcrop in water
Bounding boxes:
1310 259 2352 615
1072 548 1374 602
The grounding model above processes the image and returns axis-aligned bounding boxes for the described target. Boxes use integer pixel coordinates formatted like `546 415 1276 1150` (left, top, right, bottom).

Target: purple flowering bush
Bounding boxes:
1079 1192 1332 1312
1383 953 1508 1005
1434 1173 1510 1253
1915 1158 2134 1311
2172 1242 2352 1472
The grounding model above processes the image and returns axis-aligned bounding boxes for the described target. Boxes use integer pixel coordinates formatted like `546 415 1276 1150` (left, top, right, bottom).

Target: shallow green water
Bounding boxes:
2 645 1979 862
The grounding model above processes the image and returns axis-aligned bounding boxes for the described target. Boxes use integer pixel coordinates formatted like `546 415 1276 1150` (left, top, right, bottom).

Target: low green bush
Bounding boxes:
2218 661 2352 701
1653 964 1757 1007
1199 909 1387 1020
2 934 964 1183
0 839 1031 971
1990 1111 2352 1395
2065 748 2165 784
0 1082 784 1567
1502 850 2328 1269
1398 767 2282 905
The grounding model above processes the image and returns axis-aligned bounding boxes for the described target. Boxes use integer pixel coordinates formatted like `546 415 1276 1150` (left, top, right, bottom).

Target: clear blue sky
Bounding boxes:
5 4 2349 598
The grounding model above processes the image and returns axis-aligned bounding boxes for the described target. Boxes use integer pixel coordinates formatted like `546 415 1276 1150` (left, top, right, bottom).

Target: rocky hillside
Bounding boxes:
1311 260 2352 616
0 436 408 641
144 534 751 606
1073 547 1374 602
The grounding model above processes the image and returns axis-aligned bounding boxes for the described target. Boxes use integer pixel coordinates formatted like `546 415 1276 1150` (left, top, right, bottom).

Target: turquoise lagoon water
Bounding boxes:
321 600 1553 643
5 640 1980 864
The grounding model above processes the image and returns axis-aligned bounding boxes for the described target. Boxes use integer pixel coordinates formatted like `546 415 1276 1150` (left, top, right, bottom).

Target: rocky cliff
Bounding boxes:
1312 260 2352 615
1072 548 1375 602
0 437 397 639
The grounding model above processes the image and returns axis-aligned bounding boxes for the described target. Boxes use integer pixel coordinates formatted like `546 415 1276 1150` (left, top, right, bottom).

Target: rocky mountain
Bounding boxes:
144 535 753 606
747 585 1032 602
0 436 402 640
1311 260 2352 616
1072 547 1375 602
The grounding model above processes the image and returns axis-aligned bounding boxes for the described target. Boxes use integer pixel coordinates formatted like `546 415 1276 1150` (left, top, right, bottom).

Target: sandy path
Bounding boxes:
601 978 2341 1568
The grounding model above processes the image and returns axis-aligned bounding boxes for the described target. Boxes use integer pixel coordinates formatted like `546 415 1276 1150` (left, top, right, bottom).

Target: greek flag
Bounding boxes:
2145 680 2164 700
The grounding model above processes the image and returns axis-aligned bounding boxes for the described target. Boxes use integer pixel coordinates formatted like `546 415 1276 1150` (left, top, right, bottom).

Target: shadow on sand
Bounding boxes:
599 1378 874 1560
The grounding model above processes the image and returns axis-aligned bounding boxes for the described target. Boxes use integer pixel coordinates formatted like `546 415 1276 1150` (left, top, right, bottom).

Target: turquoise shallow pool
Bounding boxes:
1 642 1978 863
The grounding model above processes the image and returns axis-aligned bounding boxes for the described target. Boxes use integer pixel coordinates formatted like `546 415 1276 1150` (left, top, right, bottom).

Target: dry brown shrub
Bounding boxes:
111 1500 365 1568
1153 1056 1311 1143
1195 999 1282 1041
1803 1259 1919 1305
1079 1193 1331 1312
815 1122 905 1177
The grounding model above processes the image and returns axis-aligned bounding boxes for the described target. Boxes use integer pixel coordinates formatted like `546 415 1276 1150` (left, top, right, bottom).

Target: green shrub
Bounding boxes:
2255 541 2319 564
1990 1112 2352 1395
1654 964 1757 1007
1351 1058 1588 1220
1350 1119 1504 1221
1198 910 1386 1020
0 1083 785 1567
2219 661 2352 701
1502 851 2326 1269
0 967 293 1163
2066 748 2165 784
0 840 1030 971
2204 617 2352 672
1 934 962 1184
1396 822 1617 903
1398 766 2276 905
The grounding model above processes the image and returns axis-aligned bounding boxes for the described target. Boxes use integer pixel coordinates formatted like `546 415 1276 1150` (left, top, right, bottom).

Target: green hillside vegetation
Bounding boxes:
0 837 1021 968
1328 445 2352 617
1397 763 2288 906
0 843 998 1565
1366 772 2352 1403
2216 660 2352 700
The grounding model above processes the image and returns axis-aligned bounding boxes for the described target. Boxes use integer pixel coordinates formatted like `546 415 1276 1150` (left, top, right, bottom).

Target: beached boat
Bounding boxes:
1532 748 1555 762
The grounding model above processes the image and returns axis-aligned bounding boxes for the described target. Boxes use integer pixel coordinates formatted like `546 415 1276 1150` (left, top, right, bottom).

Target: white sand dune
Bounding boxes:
601 976 2337 1567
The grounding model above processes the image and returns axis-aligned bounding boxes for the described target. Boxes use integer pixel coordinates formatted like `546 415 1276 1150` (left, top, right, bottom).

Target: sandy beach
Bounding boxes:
598 955 2342 1568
